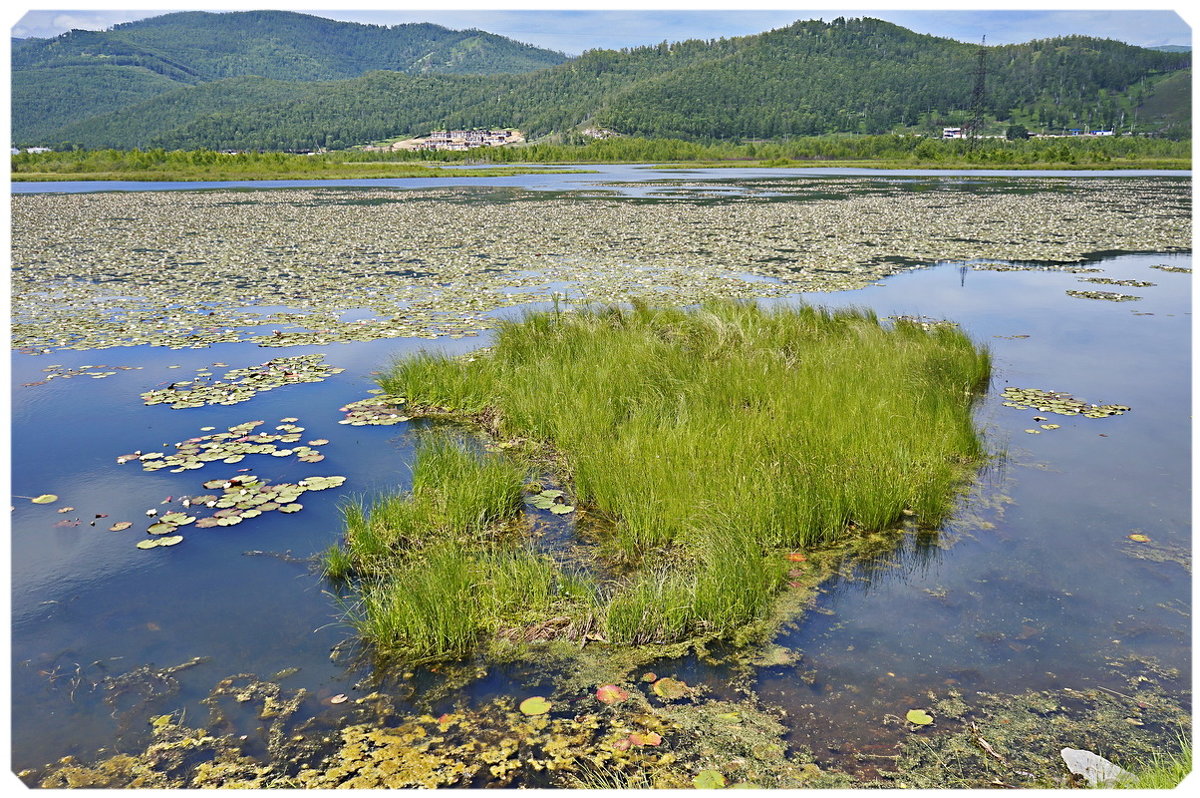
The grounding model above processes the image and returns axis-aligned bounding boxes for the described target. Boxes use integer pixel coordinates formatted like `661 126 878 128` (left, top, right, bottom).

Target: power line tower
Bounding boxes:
965 35 988 149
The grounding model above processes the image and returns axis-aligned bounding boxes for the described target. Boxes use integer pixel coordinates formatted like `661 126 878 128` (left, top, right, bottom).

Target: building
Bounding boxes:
942 127 963 139
417 129 524 151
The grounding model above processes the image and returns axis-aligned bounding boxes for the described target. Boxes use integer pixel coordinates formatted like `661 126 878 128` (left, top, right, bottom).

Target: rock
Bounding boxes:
1060 747 1137 787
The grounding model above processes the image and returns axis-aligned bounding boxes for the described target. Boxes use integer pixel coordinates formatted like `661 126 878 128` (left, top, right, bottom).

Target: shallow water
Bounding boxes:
10 164 1189 197
7 175 1191 779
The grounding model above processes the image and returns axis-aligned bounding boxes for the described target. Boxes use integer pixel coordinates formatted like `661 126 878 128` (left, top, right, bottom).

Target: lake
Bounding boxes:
8 168 1191 787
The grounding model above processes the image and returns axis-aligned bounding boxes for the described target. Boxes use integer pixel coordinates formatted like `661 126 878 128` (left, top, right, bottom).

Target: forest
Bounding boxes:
12 14 1191 151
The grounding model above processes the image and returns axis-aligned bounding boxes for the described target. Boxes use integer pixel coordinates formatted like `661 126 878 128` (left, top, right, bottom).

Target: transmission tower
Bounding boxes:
966 35 988 149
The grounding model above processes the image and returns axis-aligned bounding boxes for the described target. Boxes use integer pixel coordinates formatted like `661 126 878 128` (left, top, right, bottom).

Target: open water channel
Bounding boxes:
8 167 1191 786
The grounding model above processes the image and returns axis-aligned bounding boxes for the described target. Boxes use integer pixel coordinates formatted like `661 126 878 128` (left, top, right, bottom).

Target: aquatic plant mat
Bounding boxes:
10 177 1189 353
326 300 992 664
23 651 1188 788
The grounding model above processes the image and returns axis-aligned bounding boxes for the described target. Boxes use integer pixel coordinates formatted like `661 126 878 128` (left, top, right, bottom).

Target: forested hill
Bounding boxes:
10 10 567 143
11 10 568 79
13 15 1191 150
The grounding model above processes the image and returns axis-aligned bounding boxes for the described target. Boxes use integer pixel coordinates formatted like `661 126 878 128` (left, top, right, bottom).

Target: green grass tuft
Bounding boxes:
377 298 991 647
1115 734 1192 789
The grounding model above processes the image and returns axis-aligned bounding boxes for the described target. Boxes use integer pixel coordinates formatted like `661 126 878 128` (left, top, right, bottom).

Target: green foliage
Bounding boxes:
1114 734 1192 789
382 300 992 645
326 435 589 663
13 15 1190 149
12 10 565 82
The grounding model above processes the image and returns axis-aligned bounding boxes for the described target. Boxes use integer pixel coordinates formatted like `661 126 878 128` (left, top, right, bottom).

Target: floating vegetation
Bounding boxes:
1066 289 1141 302
1148 264 1191 274
1000 387 1130 418
21 363 141 387
338 394 411 425
970 261 1103 273
121 419 326 472
140 355 344 409
904 709 934 726
887 315 958 331
1080 277 1156 287
10 179 1189 352
126 474 346 549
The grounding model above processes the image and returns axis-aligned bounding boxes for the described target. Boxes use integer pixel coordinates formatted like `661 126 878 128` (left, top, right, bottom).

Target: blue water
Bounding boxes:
10 165 1189 195
7 175 1191 778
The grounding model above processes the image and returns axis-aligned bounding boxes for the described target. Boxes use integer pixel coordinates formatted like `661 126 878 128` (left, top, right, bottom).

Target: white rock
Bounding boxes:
1061 747 1137 787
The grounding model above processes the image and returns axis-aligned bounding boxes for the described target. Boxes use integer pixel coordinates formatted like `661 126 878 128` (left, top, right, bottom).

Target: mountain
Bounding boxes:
1148 45 1191 53
11 10 567 144
12 14 1191 149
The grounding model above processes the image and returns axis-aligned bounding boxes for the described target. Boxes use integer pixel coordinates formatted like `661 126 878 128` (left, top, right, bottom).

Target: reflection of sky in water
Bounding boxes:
8 172 1190 777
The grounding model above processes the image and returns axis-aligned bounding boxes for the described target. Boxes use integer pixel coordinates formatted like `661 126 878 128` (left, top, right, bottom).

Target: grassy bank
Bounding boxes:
12 134 1189 180
9 149 589 181
330 299 991 663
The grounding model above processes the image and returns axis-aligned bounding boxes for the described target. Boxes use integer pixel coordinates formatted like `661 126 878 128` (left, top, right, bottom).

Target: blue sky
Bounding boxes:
10 5 1193 53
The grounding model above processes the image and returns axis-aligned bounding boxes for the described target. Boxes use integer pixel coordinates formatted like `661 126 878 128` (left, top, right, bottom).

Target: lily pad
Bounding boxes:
1128 533 1152 543
109 521 133 531
905 709 934 726
518 696 551 716
157 535 184 547
595 684 630 705
651 677 690 700
31 494 58 504
135 539 161 549
627 731 662 747
548 504 575 515
693 770 728 789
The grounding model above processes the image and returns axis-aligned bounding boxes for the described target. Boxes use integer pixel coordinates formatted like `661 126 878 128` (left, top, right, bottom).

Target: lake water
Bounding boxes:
8 170 1191 783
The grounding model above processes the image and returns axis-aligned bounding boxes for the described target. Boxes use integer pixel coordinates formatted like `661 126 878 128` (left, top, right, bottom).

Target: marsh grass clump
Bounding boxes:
324 435 594 663
379 299 991 646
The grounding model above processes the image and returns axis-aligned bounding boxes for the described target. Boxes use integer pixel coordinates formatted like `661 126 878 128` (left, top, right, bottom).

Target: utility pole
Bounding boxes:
966 35 987 149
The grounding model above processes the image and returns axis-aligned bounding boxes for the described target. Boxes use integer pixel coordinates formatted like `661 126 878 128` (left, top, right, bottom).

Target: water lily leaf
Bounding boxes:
109 521 133 531
195 517 221 528
627 731 662 747
136 539 160 549
157 535 184 546
518 696 552 716
148 522 178 534
31 494 58 504
693 770 727 789
642 672 658 683
1127 533 1152 543
549 504 575 514
595 684 630 705
651 677 689 700
279 503 303 513
906 709 934 726
538 489 565 499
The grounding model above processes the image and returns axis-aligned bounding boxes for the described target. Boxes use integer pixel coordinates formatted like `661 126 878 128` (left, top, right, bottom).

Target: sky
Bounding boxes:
9 3 1194 54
